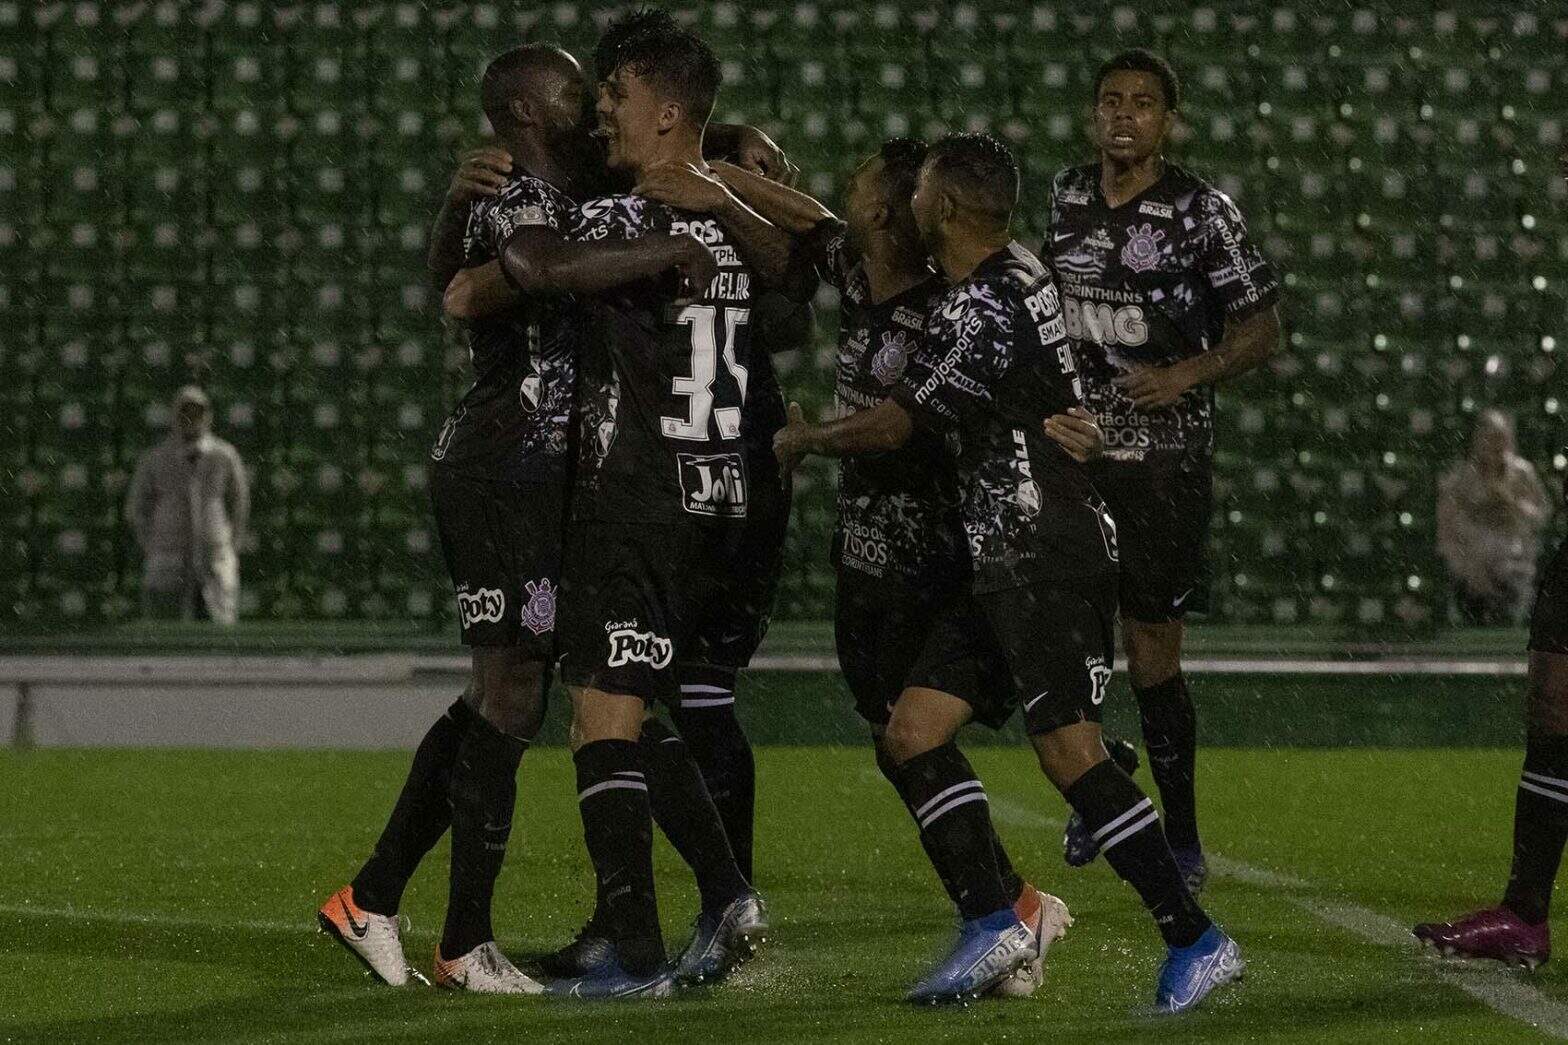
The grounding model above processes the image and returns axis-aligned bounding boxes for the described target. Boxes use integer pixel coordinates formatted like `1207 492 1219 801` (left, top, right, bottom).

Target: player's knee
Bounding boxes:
1030 722 1106 791
476 659 547 740
882 714 943 766
1123 620 1183 689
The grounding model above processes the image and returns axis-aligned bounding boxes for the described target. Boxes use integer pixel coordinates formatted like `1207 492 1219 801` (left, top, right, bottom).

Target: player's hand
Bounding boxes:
1114 363 1194 410
671 234 719 304
731 125 799 185
773 401 811 474
1043 406 1104 463
634 162 731 213
448 146 513 202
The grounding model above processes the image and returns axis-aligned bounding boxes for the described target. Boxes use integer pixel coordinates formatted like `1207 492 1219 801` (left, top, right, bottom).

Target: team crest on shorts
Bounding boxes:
871 330 912 385
1121 223 1166 273
522 578 556 635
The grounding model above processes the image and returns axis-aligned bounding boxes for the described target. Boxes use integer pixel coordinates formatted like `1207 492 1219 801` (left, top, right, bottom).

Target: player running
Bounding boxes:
1043 49 1281 892
776 133 1242 1012
315 44 720 994
1412 147 1568 967
709 141 1073 996
540 20 792 999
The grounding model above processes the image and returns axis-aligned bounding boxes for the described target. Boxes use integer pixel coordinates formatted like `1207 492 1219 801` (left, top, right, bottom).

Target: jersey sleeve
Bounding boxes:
571 194 660 244
799 217 855 292
474 178 571 255
1194 189 1280 319
891 284 1012 433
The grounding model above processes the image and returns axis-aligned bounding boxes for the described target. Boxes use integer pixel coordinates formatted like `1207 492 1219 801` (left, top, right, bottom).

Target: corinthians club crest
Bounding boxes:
1121 222 1166 273
871 330 912 386
522 578 556 635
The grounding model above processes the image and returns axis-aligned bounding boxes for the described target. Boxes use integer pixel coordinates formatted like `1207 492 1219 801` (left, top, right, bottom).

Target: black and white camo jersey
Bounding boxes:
891 243 1118 595
805 219 964 581
570 193 761 525
429 174 579 485
1044 162 1279 472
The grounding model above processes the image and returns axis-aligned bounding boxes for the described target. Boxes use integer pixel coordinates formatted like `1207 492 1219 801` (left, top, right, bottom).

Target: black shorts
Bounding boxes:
1092 462 1213 623
557 520 737 703
907 578 1118 735
1529 537 1568 655
429 468 566 656
834 565 948 727
683 470 791 673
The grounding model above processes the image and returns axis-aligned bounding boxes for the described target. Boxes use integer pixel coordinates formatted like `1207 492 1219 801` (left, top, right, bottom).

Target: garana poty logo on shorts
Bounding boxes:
1086 654 1112 705
456 587 505 628
605 620 673 669
522 578 556 635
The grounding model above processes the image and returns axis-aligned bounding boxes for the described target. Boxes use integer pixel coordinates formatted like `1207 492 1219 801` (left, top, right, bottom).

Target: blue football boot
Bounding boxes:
1155 925 1244 1014
676 890 769 985
906 908 1037 1005
544 956 677 1000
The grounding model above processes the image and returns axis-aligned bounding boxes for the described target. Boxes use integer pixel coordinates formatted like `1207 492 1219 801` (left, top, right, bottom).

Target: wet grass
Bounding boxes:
0 745 1557 1043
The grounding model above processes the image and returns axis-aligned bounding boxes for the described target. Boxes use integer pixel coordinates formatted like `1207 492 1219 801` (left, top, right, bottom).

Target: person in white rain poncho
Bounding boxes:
124 385 250 625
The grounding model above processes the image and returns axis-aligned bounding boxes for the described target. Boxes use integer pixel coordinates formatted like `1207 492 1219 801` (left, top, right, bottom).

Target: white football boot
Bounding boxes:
316 885 427 986
991 886 1072 998
434 941 546 995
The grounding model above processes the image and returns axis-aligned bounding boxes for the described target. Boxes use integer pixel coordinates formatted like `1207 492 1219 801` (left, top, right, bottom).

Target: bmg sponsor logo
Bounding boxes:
456 587 505 628
607 626 673 669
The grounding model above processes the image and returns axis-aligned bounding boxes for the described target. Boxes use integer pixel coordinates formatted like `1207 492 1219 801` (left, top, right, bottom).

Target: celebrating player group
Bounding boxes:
314 7 1568 1015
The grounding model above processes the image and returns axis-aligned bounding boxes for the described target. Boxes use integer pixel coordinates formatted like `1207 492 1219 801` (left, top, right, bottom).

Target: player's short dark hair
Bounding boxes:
593 7 678 83
480 43 575 132
601 17 721 127
923 132 1018 226
1093 48 1180 110
876 138 927 241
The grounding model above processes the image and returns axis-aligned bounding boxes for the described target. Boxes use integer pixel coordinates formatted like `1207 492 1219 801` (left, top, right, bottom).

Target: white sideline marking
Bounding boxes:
987 794 1568 1038
745 656 1527 676
0 903 309 935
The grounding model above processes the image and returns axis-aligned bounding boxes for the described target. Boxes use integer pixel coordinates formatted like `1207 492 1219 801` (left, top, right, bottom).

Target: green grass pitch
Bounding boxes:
3 740 1564 1041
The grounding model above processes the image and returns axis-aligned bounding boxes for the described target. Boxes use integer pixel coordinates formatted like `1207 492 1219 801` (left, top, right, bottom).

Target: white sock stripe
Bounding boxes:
679 697 736 708
578 779 648 802
680 684 733 695
917 791 989 830
1090 797 1155 843
612 770 645 780
1097 809 1161 853
1519 780 1568 805
1522 771 1568 793
912 779 985 820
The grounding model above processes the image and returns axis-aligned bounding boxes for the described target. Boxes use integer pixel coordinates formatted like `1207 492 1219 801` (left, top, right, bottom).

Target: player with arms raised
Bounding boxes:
1044 50 1281 891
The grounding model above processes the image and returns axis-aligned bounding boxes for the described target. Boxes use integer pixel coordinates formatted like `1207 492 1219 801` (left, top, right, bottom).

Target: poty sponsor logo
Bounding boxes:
607 627 673 669
1086 655 1112 704
1137 200 1174 219
456 587 505 628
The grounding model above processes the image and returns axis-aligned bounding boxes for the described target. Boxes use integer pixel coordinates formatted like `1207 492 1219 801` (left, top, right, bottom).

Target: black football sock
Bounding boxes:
352 698 472 916
1502 735 1568 925
894 743 1012 921
574 739 664 976
1065 759 1211 949
875 738 1023 908
1135 673 1200 850
440 713 526 958
642 718 750 913
672 664 757 882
